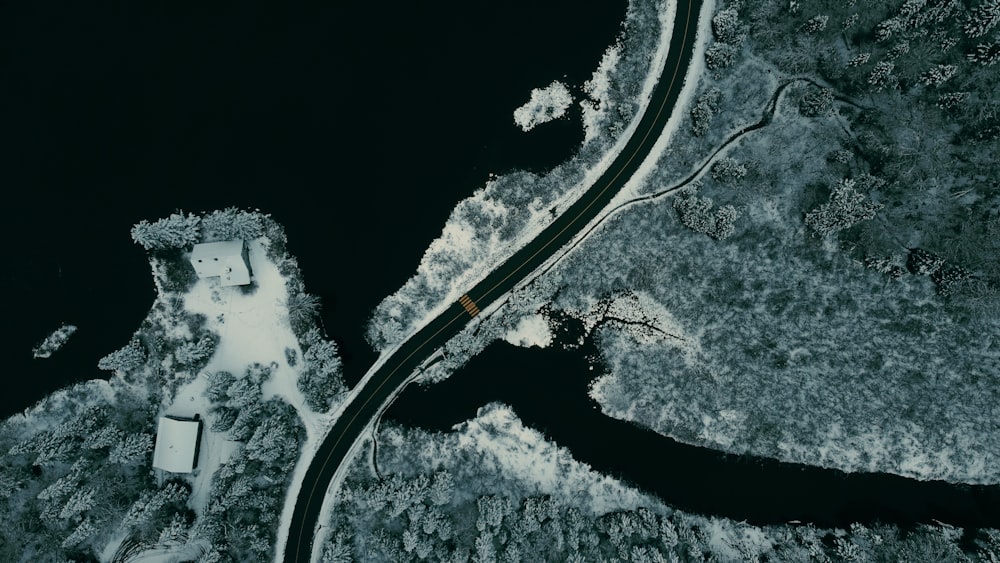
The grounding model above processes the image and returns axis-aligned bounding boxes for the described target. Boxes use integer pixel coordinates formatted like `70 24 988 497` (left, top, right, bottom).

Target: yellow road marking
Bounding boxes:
293 3 694 559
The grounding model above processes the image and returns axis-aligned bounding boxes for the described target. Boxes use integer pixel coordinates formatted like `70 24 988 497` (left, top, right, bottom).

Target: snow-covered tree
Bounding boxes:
97 338 147 373
802 14 829 33
919 64 958 86
710 157 748 184
843 13 860 30
109 432 153 465
226 375 263 409
245 415 298 465
429 471 454 506
799 88 834 117
907 248 945 275
201 207 266 242
210 406 238 433
967 39 1000 65
886 41 910 60
131 212 202 251
322 532 354 563
58 487 96 521
804 178 883 236
206 370 236 403
847 52 871 67
174 334 217 368
121 482 189 530
84 424 124 450
690 88 721 136
705 42 738 69
298 328 346 412
712 8 743 44
673 192 740 240
711 205 739 240
157 512 189 544
963 0 1000 38
0 470 22 499
286 290 321 334
937 91 969 109
228 399 264 441
865 255 907 279
868 61 896 91
61 517 96 549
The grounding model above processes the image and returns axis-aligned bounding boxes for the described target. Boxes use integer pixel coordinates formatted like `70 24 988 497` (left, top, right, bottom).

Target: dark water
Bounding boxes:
0 0 627 417
385 319 1000 529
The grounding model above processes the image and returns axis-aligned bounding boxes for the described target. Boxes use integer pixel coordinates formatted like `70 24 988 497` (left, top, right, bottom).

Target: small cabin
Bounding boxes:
152 415 203 474
189 240 252 286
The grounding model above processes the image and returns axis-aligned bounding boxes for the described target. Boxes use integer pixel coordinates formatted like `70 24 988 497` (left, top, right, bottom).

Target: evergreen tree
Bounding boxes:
131 212 202 251
84 424 124 450
936 92 969 110
61 517 96 549
868 61 896 91
931 265 972 295
907 248 945 275
97 338 147 373
963 0 1000 38
174 334 217 369
847 53 871 67
205 370 236 403
802 14 829 33
202 207 266 242
157 512 189 544
210 406 239 433
967 39 1000 65
919 64 958 86
109 432 153 465
58 488 96 521
298 328 346 412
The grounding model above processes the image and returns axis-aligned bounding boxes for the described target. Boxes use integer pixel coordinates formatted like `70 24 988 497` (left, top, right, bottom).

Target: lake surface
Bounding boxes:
0 0 626 417
385 319 1000 530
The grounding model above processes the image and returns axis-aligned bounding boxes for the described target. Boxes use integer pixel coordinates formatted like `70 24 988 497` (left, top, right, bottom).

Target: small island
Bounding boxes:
32 323 78 359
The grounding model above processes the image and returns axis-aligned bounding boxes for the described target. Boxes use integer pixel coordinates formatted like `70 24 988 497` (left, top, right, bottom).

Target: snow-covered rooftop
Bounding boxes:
189 240 251 286
152 416 202 473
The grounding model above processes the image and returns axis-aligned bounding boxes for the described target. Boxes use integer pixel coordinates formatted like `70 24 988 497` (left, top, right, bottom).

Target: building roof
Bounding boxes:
152 416 202 473
189 240 251 286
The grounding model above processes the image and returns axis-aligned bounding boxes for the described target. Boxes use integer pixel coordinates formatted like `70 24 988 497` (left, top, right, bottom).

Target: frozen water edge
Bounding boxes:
513 81 574 132
369 0 679 355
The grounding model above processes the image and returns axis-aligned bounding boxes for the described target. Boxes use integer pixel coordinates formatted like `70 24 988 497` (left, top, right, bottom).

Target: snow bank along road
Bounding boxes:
283 1 702 560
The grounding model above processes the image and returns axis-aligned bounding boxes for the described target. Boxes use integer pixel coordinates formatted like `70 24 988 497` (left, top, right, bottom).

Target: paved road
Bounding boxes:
284 1 701 560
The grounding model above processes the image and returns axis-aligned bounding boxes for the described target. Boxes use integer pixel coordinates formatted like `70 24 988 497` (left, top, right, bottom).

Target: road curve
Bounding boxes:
284 1 701 560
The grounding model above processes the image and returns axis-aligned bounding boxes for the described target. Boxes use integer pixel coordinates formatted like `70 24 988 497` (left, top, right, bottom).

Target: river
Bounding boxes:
385 317 1000 530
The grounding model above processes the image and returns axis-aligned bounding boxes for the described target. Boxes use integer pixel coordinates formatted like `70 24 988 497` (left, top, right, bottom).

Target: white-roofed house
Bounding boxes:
189 240 252 286
152 415 203 474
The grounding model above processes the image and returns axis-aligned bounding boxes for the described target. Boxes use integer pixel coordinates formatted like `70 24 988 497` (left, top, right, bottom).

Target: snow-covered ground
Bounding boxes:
368 0 680 355
513 81 573 132
502 314 552 348
449 403 658 515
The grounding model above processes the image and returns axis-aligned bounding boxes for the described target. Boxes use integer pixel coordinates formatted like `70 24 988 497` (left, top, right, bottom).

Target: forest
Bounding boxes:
527 0 1000 483
0 209 346 562
319 407 1000 562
